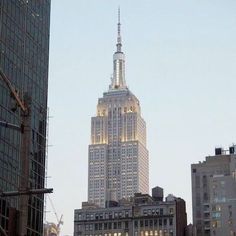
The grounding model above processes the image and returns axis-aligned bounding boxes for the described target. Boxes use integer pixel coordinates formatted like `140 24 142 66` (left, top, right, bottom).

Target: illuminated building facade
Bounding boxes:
88 10 149 207
0 0 50 235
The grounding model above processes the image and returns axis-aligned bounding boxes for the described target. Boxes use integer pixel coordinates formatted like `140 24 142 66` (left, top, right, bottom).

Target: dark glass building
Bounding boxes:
0 0 51 235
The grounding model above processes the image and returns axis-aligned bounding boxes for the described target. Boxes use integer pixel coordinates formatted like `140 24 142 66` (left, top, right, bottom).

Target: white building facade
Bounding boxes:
88 12 149 207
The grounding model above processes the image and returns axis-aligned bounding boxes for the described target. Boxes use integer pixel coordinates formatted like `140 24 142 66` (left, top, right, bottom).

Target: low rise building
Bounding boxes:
74 187 187 236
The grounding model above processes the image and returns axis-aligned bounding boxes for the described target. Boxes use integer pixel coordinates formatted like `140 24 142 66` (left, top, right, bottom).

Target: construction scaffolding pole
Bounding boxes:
0 188 53 197
0 120 22 131
0 225 8 236
18 94 31 236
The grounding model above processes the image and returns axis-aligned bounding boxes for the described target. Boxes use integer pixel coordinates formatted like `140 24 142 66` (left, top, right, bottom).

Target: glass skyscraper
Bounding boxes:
0 1 50 235
88 11 149 207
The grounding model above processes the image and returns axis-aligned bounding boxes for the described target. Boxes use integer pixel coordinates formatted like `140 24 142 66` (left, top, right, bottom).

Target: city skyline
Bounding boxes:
47 1 236 235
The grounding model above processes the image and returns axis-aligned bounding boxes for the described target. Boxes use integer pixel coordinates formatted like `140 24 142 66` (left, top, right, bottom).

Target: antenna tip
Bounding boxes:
118 7 120 23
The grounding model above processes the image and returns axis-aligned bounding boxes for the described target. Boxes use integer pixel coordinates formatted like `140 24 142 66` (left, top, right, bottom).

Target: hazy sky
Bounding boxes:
47 1 236 235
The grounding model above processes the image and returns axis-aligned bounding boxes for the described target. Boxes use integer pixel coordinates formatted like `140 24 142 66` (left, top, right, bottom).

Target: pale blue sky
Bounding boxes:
47 1 236 235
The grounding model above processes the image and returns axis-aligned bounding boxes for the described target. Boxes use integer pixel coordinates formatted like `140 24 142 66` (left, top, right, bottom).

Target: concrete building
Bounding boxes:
191 145 236 236
0 0 51 235
74 187 187 236
88 10 149 207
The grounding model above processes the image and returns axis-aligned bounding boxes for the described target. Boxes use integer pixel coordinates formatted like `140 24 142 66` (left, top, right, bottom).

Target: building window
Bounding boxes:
140 220 144 227
154 219 157 226
160 208 163 215
118 221 122 229
212 220 221 228
104 223 107 230
125 221 129 229
99 223 102 230
149 220 153 227
164 219 167 226
145 220 148 227
108 222 112 229
114 222 117 229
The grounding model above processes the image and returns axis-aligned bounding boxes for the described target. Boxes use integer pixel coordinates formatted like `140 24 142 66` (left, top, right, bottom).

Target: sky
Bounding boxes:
46 1 236 235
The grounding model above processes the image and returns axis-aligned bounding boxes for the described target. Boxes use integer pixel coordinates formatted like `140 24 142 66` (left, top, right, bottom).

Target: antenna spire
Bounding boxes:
117 7 122 52
109 7 127 91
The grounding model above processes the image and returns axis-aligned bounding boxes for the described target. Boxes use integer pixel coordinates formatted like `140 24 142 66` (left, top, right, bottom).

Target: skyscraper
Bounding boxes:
88 10 149 208
0 1 51 235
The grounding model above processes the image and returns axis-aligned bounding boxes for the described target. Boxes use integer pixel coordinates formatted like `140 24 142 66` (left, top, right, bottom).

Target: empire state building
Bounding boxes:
88 11 149 207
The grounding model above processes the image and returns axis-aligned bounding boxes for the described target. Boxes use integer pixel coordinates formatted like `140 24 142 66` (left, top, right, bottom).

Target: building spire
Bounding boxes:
109 7 127 91
116 7 122 52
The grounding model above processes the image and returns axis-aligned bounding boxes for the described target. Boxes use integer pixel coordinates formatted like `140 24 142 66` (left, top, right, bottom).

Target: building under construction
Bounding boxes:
43 197 63 236
0 0 51 235
44 222 60 236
